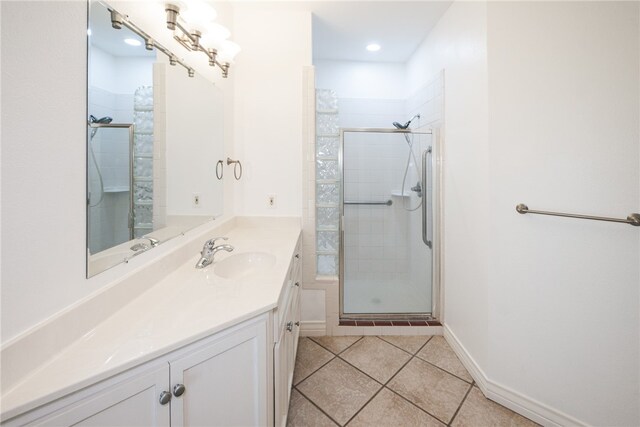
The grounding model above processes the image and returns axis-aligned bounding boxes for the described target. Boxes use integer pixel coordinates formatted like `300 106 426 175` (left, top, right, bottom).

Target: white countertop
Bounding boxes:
1 221 301 420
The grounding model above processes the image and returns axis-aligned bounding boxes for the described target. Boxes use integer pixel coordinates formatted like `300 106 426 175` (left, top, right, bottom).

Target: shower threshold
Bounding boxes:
338 316 442 326
339 314 441 327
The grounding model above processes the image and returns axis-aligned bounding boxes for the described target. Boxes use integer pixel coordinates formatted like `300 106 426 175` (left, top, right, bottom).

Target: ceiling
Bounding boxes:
311 1 453 63
91 1 452 62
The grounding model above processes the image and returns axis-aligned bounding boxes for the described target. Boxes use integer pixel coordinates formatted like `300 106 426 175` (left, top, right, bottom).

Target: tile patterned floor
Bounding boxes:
288 335 539 427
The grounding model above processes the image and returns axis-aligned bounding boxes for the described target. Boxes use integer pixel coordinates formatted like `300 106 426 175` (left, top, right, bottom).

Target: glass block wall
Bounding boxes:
316 89 340 276
133 86 153 238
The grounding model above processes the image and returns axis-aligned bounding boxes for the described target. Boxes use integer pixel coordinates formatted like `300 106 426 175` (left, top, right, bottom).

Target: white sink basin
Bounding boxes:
214 252 276 279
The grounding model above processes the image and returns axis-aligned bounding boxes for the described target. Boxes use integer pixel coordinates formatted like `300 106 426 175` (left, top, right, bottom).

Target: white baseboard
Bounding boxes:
300 321 326 337
443 325 587 427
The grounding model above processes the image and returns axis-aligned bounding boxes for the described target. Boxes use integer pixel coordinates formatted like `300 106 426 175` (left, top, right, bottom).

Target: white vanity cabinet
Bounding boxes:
169 316 269 427
18 365 170 427
3 231 304 427
7 315 269 427
273 240 302 427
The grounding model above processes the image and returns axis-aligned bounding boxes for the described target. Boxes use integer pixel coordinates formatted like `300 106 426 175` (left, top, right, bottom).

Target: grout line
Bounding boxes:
378 334 434 355
293 339 337 387
381 338 453 426
293 336 472 427
412 353 473 385
381 336 432 387
383 384 450 426
293 385 342 427
447 383 473 426
309 335 364 356
341 338 420 426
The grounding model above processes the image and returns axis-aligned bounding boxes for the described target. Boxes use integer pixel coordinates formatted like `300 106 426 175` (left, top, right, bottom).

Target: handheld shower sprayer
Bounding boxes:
392 114 423 212
392 113 421 130
87 115 113 207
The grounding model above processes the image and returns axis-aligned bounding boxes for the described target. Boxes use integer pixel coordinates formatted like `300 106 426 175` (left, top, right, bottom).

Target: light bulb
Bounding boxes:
180 0 217 29
124 38 142 46
217 40 240 63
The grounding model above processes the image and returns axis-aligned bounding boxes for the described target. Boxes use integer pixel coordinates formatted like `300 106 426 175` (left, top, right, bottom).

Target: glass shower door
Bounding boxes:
340 129 434 317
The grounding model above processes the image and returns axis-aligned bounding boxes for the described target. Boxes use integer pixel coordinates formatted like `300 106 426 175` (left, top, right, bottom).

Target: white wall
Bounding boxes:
408 1 639 425
164 58 224 217
315 60 406 99
486 2 639 425
1 1 97 344
406 0 490 372
232 6 312 217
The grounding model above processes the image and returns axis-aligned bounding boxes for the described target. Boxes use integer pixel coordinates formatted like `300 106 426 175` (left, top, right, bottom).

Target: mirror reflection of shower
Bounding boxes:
88 115 113 207
393 114 422 211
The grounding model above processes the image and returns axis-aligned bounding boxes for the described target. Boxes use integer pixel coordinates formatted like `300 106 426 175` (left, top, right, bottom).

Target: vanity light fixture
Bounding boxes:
109 8 195 78
165 3 239 78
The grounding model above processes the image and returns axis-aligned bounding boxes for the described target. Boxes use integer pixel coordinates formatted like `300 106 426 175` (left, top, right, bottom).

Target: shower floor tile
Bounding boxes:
288 336 539 427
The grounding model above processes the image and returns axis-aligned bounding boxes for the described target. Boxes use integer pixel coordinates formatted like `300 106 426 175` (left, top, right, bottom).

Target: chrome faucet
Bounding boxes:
129 236 160 256
196 237 234 269
143 236 160 247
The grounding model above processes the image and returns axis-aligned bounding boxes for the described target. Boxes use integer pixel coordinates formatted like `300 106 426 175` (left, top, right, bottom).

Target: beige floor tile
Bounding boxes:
293 338 335 385
340 337 411 383
347 388 445 427
416 336 473 383
388 358 470 424
297 358 381 425
311 335 362 354
287 389 338 427
379 335 432 354
451 387 539 427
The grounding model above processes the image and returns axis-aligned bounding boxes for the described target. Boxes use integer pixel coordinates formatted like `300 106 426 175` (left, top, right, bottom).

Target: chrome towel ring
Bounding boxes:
226 157 242 180
215 160 224 180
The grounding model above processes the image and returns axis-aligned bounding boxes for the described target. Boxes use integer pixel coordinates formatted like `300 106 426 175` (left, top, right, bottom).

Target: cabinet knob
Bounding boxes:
173 383 186 397
286 321 293 332
295 254 300 259
294 282 300 287
295 321 300 327
159 391 172 405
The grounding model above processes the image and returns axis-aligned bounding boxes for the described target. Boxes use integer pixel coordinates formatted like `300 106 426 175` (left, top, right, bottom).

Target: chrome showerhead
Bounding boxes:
89 115 113 124
89 115 113 139
393 114 420 130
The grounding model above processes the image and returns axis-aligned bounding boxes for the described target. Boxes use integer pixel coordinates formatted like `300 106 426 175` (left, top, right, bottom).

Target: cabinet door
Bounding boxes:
27 365 170 427
169 317 268 427
274 288 300 427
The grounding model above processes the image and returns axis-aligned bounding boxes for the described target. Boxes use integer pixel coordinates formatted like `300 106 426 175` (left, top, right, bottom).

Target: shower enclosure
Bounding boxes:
87 122 134 254
339 127 439 320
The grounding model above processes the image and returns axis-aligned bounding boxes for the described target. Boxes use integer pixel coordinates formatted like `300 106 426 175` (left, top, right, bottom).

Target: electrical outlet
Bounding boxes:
267 194 277 208
193 193 201 208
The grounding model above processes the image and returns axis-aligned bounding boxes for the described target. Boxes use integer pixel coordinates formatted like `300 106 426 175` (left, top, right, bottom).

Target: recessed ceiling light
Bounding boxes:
366 43 381 52
124 38 142 46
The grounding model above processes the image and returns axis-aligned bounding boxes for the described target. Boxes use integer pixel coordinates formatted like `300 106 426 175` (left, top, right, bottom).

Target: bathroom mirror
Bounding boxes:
87 1 224 277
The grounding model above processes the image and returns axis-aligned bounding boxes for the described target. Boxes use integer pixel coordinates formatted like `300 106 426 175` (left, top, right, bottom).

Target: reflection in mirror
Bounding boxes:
87 1 224 277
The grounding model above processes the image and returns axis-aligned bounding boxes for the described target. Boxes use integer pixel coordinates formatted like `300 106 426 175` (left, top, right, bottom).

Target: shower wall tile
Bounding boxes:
339 97 411 290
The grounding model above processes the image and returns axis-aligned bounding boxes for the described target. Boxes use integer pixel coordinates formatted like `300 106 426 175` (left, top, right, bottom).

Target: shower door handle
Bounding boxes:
422 148 432 248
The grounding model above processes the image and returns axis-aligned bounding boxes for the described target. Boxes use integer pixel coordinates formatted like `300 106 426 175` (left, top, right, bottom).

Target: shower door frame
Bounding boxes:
338 127 441 321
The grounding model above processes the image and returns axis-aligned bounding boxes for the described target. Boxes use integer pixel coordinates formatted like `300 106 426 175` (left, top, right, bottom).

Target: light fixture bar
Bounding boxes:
109 8 195 78
165 4 232 78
